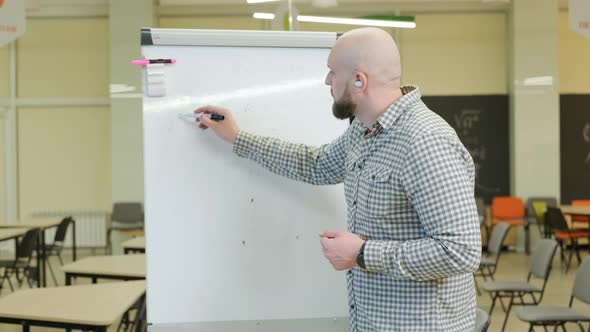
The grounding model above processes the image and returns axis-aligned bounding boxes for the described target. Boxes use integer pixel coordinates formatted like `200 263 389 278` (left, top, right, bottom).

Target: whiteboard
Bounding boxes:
141 29 349 327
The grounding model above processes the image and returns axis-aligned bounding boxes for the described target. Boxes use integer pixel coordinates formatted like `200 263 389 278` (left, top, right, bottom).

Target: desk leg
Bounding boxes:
41 230 47 287
525 224 530 255
92 277 97 284
21 322 30 332
65 273 72 286
95 327 107 332
72 219 77 261
36 233 41 288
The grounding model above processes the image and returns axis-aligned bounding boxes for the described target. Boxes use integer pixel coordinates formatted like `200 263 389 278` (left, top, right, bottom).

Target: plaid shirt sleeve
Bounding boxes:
363 131 481 281
232 129 349 185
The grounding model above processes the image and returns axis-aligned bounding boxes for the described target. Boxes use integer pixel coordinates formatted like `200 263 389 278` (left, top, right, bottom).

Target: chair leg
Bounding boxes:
6 270 14 292
488 266 495 281
47 258 58 286
474 275 481 296
501 293 515 332
574 240 582 265
57 253 64 266
566 245 574 273
488 293 498 315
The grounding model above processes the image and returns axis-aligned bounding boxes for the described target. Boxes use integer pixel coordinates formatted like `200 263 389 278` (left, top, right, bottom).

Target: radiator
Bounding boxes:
30 210 108 248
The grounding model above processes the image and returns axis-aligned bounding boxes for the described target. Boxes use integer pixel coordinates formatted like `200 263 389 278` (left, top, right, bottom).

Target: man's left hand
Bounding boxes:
319 230 365 271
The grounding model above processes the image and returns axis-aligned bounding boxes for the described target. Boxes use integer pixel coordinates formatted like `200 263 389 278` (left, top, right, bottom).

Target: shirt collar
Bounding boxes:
375 85 421 130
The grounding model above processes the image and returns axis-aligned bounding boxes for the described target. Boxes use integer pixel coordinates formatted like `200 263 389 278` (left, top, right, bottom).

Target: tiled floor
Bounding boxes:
0 248 588 331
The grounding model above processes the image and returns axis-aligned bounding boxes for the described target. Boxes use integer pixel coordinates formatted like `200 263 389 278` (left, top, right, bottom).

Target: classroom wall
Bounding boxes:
18 107 111 218
15 18 110 219
0 115 5 222
3 8 589 221
559 11 590 94
0 46 8 97
159 17 264 30
17 19 109 97
400 13 507 96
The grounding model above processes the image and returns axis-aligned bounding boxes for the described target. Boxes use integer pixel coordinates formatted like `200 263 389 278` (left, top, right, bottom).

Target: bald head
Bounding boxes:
329 27 401 88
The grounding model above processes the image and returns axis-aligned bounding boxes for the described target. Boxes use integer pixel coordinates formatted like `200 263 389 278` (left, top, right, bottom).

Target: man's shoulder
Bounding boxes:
399 100 459 144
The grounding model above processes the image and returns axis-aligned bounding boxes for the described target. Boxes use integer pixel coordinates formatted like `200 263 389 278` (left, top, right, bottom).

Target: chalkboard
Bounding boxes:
422 95 510 204
560 94 590 204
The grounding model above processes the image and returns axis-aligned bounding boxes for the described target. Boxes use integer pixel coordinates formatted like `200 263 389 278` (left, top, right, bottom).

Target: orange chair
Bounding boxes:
492 196 529 254
571 200 590 224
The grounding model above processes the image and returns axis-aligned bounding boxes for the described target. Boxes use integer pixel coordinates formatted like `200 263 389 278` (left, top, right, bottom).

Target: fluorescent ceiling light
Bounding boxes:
253 12 275 20
296 15 416 28
247 0 280 3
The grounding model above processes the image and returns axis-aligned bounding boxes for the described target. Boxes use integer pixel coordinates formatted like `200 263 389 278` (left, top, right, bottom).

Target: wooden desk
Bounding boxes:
2 218 78 260
122 237 145 254
0 280 145 332
62 254 145 285
561 205 590 216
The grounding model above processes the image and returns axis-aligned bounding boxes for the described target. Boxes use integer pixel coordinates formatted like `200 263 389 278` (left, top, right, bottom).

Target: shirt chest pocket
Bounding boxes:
363 166 407 221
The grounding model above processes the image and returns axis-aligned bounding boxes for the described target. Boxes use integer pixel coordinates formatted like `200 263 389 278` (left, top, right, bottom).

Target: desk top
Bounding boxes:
122 237 145 249
62 254 146 278
0 218 62 230
0 228 28 241
0 280 145 326
561 205 590 216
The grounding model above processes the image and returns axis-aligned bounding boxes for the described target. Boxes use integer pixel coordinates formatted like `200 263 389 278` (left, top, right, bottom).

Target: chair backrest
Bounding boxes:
573 256 590 305
531 201 547 225
475 197 486 225
544 207 570 233
487 223 510 256
112 202 144 223
474 308 490 332
491 196 524 219
528 239 558 279
572 200 590 206
525 197 557 224
54 216 73 243
17 228 41 260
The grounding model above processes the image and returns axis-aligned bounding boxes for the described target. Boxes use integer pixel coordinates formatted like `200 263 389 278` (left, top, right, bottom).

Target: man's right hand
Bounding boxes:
194 105 240 144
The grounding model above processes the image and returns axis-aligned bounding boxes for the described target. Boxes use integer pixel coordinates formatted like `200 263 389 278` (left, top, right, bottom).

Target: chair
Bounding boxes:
545 207 589 272
474 307 490 332
45 216 74 286
482 239 559 332
492 196 529 254
476 197 489 241
516 256 590 331
0 228 41 294
107 203 144 254
474 223 510 295
525 197 558 238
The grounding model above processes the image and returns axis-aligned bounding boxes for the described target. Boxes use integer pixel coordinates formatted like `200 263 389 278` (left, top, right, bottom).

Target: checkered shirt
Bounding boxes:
233 86 481 332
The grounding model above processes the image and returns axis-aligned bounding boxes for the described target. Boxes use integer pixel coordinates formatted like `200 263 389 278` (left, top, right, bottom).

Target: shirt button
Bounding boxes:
371 175 376 180
358 164 362 170
350 305 355 309
353 200 357 206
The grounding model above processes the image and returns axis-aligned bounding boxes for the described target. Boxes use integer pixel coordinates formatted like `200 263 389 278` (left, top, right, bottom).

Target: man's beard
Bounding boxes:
332 87 356 120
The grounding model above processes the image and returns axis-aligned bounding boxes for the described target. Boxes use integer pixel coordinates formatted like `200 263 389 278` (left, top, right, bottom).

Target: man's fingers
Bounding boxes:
320 230 341 238
200 116 217 128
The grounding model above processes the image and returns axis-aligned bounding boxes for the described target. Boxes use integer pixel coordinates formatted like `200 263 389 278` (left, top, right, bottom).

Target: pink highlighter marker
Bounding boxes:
131 59 176 66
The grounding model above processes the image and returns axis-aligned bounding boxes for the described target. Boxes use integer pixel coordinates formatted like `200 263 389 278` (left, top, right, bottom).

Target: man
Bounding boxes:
194 27 480 332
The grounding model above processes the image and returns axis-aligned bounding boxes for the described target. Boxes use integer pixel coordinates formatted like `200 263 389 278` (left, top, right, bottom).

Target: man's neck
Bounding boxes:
356 87 403 127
